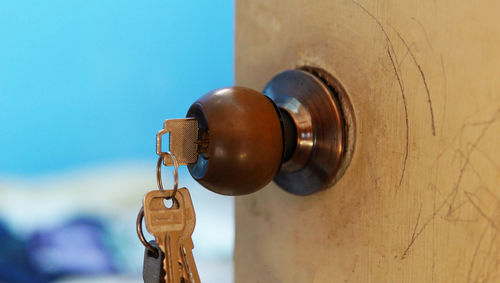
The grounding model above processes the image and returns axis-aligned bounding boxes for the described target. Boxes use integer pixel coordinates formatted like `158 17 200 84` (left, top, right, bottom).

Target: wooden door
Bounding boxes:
234 1 500 282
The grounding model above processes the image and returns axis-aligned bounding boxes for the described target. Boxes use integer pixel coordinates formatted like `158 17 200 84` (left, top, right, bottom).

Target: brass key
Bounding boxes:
144 189 186 283
178 188 200 283
157 118 199 166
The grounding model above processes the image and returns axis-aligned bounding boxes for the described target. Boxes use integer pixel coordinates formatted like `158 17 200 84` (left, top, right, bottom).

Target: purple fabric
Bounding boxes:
28 217 117 276
0 216 119 283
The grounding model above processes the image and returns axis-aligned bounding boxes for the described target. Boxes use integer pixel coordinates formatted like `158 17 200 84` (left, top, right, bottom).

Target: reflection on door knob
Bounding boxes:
160 67 355 196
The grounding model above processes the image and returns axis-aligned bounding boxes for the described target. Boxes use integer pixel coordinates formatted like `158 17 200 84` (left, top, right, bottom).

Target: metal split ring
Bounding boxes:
137 151 180 253
156 151 179 199
136 206 157 256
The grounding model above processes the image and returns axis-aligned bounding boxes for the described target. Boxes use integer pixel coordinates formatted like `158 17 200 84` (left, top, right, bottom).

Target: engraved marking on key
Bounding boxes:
157 118 199 166
143 240 166 283
144 190 186 283
178 188 200 283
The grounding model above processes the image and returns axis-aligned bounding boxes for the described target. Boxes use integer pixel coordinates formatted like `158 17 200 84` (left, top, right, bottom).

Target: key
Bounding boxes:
177 188 200 283
144 189 186 283
157 118 200 166
143 240 165 283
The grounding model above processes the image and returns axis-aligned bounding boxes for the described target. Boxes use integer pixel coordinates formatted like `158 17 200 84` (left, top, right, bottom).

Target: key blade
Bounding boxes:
180 245 196 283
159 233 177 283
157 118 199 166
178 188 201 283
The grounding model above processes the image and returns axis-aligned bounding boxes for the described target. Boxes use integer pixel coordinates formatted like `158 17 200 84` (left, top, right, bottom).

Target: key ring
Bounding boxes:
156 151 179 199
136 205 158 256
138 152 179 254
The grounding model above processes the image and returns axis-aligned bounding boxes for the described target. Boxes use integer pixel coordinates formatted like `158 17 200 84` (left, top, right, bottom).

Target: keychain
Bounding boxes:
137 152 200 283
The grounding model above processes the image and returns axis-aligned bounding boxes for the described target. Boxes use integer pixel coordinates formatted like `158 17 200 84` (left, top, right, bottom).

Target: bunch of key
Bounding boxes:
137 152 200 283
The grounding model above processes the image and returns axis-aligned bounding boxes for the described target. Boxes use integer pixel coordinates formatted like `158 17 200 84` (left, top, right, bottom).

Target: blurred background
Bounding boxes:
0 1 234 282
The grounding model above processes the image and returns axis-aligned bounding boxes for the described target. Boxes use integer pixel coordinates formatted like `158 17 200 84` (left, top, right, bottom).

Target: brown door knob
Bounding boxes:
166 68 354 196
186 86 284 195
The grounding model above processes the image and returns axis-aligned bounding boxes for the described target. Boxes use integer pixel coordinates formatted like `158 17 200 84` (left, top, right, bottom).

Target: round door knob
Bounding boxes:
184 68 354 196
186 87 283 195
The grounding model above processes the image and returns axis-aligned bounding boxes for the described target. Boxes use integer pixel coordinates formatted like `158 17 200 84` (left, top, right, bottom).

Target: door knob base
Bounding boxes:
264 67 355 195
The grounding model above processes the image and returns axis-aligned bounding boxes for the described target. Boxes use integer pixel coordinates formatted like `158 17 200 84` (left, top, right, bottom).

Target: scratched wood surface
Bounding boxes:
234 0 500 282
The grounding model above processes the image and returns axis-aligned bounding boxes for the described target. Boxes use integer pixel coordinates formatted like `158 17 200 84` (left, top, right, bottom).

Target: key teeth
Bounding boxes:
177 188 200 283
159 252 166 283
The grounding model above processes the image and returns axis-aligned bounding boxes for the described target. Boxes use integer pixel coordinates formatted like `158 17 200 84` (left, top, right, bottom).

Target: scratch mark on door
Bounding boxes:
350 0 410 190
466 223 489 283
391 27 437 136
464 192 498 230
387 48 410 190
401 205 422 259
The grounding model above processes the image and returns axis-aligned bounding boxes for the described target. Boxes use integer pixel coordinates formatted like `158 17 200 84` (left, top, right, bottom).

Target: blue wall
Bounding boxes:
0 1 234 175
